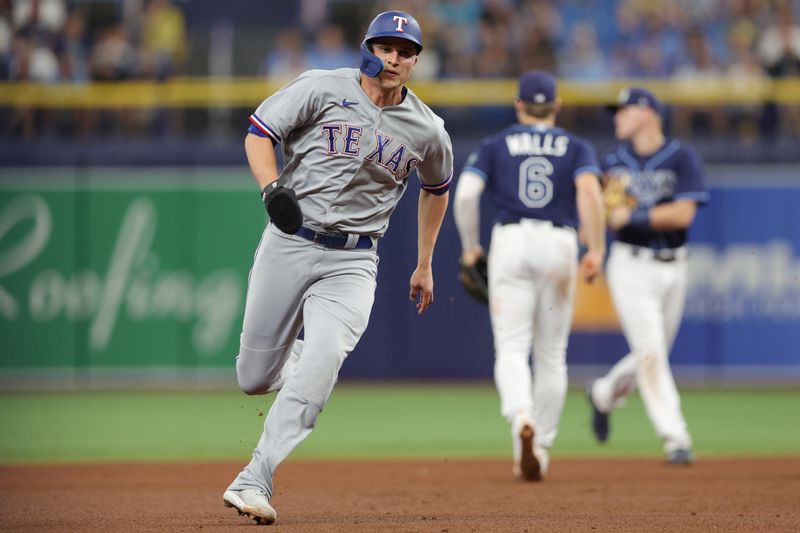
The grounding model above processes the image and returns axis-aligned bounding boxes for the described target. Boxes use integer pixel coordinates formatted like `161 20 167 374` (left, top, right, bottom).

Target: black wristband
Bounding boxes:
627 207 651 230
261 183 275 203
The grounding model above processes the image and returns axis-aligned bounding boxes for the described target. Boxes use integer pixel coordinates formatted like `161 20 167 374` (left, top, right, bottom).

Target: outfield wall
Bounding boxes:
0 166 798 386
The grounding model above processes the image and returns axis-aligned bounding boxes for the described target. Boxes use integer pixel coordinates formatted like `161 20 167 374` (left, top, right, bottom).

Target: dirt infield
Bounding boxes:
1 458 799 532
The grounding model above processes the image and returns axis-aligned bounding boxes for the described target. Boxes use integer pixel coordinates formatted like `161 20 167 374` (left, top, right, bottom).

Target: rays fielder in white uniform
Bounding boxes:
587 87 709 465
454 71 605 481
222 11 452 524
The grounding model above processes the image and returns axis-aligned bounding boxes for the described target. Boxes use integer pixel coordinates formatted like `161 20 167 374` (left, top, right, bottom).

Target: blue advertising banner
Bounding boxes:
676 183 800 369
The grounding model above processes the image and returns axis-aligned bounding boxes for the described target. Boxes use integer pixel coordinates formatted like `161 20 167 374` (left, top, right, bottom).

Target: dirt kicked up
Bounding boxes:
1 458 798 532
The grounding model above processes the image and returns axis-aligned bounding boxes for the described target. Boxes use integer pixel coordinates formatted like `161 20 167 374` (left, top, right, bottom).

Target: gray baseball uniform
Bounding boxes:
227 67 453 499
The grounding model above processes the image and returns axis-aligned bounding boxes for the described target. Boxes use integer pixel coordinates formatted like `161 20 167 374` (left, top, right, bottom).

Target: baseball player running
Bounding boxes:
223 11 452 524
454 71 605 481
586 87 709 465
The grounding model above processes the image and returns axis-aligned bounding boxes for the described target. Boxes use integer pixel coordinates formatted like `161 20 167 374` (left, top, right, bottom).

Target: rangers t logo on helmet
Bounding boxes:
360 10 423 77
392 15 408 32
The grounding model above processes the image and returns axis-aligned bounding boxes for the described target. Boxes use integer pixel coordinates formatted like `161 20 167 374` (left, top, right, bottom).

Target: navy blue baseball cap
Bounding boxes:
607 87 665 116
518 70 556 104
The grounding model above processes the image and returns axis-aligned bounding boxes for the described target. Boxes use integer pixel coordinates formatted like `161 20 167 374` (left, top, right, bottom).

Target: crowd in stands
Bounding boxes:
1 0 799 143
2 0 798 83
266 0 800 83
0 0 187 83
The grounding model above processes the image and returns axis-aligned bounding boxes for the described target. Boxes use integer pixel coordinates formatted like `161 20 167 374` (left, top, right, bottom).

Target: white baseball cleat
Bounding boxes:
224 489 277 525
534 446 550 477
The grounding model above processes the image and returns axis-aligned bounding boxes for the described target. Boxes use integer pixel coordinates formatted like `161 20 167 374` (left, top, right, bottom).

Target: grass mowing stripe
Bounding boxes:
0 385 797 464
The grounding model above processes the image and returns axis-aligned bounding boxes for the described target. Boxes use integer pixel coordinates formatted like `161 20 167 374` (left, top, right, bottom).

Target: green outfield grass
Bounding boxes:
0 384 797 464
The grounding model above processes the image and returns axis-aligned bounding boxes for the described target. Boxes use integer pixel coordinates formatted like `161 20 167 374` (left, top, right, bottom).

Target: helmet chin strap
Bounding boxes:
359 42 384 77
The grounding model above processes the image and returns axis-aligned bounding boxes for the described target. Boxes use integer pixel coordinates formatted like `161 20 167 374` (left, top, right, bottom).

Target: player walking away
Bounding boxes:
454 71 606 481
586 87 709 465
222 11 452 524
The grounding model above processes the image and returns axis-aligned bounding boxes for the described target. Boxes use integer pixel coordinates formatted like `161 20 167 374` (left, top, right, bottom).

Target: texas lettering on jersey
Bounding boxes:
321 125 421 181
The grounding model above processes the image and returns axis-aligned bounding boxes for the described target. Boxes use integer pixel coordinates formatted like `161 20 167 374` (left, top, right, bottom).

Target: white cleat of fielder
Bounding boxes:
223 489 277 525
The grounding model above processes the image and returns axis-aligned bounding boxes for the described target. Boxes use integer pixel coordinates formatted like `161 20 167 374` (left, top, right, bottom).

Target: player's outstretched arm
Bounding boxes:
576 171 606 283
453 171 486 265
410 190 449 315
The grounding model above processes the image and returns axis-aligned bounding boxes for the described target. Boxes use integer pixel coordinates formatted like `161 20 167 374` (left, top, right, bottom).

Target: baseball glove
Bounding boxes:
602 174 637 212
262 183 303 234
459 255 489 304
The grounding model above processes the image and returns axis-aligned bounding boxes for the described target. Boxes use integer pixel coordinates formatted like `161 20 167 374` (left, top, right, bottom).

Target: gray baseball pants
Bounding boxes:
227 223 378 498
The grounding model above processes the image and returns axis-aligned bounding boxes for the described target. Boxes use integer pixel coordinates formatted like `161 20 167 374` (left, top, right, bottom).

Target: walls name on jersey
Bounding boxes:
505 132 569 157
321 125 421 180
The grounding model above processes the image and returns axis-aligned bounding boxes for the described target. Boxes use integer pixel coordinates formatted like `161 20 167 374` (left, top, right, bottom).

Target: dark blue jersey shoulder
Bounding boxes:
462 124 600 228
603 139 709 249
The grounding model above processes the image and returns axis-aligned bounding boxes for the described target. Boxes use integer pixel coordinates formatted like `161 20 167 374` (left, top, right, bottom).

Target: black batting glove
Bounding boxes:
261 183 303 234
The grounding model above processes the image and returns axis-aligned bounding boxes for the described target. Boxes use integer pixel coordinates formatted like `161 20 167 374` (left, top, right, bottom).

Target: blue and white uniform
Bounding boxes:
591 138 709 455
466 123 599 229
605 139 708 249
456 118 601 476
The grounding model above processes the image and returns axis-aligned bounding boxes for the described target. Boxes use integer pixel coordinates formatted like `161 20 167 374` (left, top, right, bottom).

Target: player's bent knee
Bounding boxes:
237 378 268 396
235 343 292 395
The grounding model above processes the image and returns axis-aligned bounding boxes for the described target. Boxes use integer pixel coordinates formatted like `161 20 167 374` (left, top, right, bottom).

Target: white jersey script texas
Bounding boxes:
249 68 453 236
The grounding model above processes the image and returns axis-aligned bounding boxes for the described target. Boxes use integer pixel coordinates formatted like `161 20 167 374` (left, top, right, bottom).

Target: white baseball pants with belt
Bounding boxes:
592 241 693 453
489 219 578 450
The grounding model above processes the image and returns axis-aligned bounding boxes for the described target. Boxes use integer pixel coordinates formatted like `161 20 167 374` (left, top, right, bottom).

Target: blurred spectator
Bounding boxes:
726 18 765 80
7 29 59 139
672 27 726 137
755 0 800 137
724 18 769 144
756 0 800 77
607 2 639 76
512 0 559 74
9 30 58 81
90 24 136 81
673 26 723 79
0 0 13 78
299 0 327 35
8 0 62 82
628 10 684 77
472 14 514 78
433 0 483 28
425 0 480 78
12 0 65 37
305 23 357 70
139 0 187 79
557 22 609 80
264 27 309 80
55 10 88 82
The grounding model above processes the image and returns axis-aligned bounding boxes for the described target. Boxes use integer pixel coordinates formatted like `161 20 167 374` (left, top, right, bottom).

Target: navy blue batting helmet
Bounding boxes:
359 11 423 77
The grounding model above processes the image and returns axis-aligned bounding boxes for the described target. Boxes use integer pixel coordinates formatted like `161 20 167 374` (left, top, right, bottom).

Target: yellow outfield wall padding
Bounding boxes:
1 77 798 109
